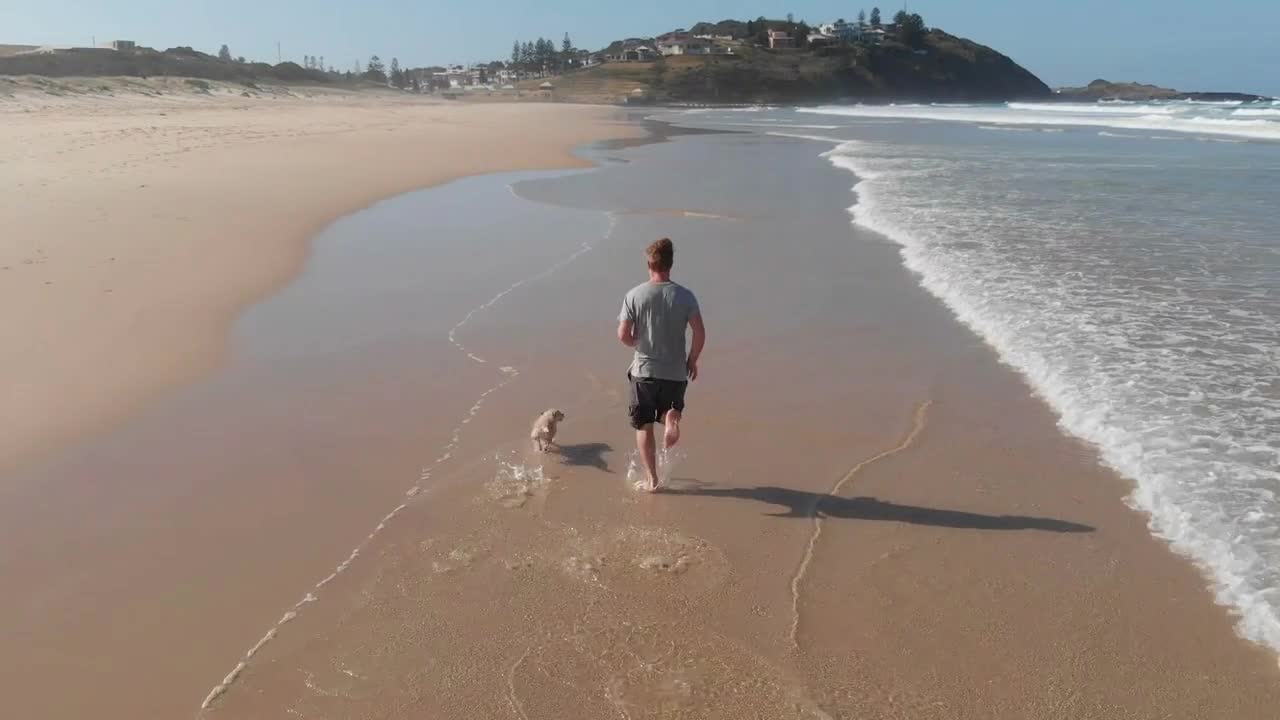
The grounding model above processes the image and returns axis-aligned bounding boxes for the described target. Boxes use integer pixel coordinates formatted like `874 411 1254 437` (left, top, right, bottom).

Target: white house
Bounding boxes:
818 21 864 43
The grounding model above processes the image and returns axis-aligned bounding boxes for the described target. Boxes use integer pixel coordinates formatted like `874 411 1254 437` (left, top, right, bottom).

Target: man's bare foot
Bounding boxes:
663 418 681 449
647 474 661 492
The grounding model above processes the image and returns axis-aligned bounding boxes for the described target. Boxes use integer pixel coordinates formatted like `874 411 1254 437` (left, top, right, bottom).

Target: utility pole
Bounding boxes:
277 41 281 63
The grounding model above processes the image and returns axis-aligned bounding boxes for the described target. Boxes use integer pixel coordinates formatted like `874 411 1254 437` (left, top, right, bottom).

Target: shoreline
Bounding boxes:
7 96 1280 718
0 89 641 475
211 124 1280 718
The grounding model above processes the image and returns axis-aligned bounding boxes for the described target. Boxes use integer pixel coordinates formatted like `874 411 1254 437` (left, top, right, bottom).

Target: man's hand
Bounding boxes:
686 312 705 381
617 319 637 348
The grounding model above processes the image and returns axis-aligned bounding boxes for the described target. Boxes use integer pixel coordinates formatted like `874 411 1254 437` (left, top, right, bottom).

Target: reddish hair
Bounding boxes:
646 238 674 271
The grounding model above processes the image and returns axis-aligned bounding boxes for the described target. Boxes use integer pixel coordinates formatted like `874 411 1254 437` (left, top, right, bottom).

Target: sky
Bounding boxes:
2 0 1277 96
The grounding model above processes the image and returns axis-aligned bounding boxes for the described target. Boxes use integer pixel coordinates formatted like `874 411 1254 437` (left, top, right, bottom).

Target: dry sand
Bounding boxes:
0 80 636 475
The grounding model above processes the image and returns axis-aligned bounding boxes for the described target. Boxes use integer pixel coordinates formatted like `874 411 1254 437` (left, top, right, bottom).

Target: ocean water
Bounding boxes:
664 102 1280 651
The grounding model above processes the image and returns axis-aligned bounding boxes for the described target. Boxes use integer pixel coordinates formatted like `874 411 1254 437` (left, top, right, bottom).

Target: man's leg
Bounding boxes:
662 409 681 449
662 381 687 449
636 424 660 491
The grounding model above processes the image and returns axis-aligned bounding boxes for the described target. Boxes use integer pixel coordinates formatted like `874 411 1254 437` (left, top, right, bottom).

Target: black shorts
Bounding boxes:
627 374 688 430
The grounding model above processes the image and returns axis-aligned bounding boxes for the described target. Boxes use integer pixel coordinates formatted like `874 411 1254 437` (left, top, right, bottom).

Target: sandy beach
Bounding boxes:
0 85 637 718
5 85 1280 720
0 82 635 475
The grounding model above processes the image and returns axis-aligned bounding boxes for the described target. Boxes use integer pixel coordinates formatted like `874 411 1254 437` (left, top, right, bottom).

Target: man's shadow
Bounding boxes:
660 484 1094 533
557 442 613 473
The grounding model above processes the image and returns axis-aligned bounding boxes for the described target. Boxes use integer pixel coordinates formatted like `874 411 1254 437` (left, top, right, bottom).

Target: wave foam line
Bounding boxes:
800 104 1280 141
506 645 533 720
788 401 931 648
765 131 848 144
198 208 619 712
823 140 1280 652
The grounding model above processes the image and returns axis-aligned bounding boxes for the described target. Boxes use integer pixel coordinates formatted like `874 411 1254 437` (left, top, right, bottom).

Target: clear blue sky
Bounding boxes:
3 0 1277 96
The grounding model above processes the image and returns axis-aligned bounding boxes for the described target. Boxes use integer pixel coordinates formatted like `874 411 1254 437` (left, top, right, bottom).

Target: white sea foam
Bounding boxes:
1233 108 1280 117
801 102 1280 141
822 135 1280 653
708 122 841 130
765 131 847 144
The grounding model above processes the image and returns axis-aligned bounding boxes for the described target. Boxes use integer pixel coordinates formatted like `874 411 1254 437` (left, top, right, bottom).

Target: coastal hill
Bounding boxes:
1055 79 1270 103
527 27 1049 103
0 45 333 86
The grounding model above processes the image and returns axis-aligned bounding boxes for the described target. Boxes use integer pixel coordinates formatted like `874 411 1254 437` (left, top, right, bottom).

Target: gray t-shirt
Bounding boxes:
619 281 700 382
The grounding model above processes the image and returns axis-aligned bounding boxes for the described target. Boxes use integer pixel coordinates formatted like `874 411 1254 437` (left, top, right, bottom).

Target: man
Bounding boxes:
617 238 705 492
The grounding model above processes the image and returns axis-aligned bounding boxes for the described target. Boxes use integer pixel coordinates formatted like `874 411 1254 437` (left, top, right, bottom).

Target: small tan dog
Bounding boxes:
530 409 565 452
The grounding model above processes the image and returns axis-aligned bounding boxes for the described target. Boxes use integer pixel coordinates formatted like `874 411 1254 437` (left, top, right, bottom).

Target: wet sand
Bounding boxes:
194 128 1280 719
0 88 636 475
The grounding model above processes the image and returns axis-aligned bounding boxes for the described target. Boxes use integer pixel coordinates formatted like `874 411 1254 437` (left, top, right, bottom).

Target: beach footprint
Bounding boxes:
509 618 831 720
555 524 730 596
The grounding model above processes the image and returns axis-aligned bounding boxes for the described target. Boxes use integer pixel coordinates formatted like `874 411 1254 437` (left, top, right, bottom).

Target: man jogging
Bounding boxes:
616 238 705 492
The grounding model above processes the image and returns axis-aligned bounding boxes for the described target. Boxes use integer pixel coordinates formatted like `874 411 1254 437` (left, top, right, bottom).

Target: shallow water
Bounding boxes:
664 103 1280 651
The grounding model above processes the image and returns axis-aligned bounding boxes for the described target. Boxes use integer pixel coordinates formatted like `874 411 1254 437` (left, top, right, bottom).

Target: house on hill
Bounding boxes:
607 44 655 62
767 30 795 49
819 20 863 43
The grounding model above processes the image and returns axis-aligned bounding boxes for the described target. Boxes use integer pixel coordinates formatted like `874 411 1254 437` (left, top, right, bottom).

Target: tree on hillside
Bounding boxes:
365 55 387 83
521 41 534 72
794 20 811 45
787 12 795 23
319 56 325 72
894 11 928 48
511 41 521 69
538 37 554 72
391 57 406 88
562 33 572 55
218 44 231 61
751 16 770 45
236 56 245 63
857 9 867 27
870 7 881 27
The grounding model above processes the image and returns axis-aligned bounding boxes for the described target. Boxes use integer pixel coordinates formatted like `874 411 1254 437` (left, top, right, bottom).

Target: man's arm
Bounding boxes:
617 319 637 348
686 312 705 381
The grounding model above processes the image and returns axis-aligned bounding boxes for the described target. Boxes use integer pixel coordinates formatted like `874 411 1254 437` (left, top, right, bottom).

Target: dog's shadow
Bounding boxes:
557 442 614 473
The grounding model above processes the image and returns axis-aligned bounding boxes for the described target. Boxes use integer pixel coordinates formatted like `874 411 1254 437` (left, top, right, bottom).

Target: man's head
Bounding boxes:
646 238 674 274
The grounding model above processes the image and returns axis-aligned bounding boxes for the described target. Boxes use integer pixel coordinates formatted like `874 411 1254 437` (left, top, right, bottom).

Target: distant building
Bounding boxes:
807 33 838 48
109 40 136 51
658 37 723 56
819 20 870 42
767 30 795 50
607 45 655 62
